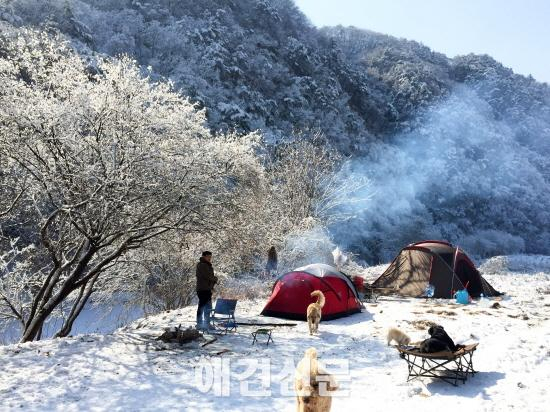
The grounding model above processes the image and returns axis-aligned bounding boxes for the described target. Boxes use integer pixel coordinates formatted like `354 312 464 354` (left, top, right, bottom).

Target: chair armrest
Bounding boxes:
397 346 456 360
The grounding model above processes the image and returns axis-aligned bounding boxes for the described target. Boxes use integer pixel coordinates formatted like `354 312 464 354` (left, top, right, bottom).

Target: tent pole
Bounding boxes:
451 245 460 296
453 245 459 274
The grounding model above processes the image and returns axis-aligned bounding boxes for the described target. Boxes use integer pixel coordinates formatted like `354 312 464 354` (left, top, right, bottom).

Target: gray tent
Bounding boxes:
372 240 501 298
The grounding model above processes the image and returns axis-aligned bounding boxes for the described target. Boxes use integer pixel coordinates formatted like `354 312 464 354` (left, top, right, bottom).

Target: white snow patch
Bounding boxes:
480 254 550 274
0 256 549 411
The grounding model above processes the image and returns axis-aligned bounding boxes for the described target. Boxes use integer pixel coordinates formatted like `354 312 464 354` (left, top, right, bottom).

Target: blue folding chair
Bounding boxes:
210 299 238 334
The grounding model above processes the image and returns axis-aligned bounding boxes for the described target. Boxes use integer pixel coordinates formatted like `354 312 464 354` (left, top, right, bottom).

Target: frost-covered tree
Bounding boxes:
0 28 263 342
101 235 199 314
267 136 369 232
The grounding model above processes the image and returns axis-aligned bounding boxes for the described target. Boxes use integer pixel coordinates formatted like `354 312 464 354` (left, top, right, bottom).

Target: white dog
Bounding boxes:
295 347 338 412
307 291 325 335
386 327 411 346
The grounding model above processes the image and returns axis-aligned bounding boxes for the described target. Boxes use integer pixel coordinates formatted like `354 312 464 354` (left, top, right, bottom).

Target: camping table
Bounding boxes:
397 343 478 386
251 328 274 346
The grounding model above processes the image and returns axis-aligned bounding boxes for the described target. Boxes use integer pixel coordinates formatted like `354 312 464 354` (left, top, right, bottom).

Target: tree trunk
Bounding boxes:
20 245 97 342
55 274 98 338
20 307 54 342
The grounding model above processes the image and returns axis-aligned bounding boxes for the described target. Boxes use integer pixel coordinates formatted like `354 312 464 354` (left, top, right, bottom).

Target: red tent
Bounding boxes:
261 263 362 321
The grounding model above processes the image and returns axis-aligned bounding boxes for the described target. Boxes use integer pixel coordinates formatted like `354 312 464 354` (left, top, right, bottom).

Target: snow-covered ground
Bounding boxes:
1 257 549 412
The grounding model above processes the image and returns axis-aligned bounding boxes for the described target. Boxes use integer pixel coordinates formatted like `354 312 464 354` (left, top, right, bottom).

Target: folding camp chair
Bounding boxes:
396 343 478 386
210 299 238 334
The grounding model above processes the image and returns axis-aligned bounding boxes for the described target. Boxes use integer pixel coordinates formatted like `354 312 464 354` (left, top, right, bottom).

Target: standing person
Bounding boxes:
196 251 218 330
265 246 278 276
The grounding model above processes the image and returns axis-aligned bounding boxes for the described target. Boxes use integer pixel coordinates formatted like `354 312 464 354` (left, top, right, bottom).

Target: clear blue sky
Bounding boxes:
294 0 550 84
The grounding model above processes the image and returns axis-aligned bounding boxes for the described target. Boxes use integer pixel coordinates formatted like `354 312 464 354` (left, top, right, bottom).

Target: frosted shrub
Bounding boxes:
459 230 526 258
0 29 263 341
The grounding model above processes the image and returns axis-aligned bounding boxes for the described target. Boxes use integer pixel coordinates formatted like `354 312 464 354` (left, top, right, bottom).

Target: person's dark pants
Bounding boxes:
196 290 212 328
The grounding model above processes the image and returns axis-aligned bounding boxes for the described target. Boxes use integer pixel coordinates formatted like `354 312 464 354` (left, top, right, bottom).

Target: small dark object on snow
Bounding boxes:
211 349 231 356
517 382 526 388
522 314 529 320
491 302 501 309
201 337 218 347
157 324 200 344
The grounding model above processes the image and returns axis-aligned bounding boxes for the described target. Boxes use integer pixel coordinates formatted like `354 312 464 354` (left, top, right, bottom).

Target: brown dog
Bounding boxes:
295 347 338 412
307 291 325 335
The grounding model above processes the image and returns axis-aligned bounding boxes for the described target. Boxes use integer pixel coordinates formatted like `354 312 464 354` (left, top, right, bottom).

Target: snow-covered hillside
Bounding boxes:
1 259 549 412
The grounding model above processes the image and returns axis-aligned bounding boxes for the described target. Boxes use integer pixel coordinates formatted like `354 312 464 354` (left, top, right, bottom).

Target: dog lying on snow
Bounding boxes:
307 291 325 335
386 327 411 346
420 325 460 353
295 347 338 412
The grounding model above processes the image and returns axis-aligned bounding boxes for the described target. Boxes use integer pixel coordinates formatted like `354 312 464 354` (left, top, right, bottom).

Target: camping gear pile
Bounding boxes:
157 325 200 344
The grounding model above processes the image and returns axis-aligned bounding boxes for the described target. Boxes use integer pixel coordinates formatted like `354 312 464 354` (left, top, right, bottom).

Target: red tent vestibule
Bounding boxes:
261 263 362 321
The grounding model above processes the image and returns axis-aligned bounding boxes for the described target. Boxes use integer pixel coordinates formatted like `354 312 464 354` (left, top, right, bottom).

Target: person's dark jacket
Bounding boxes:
196 257 218 292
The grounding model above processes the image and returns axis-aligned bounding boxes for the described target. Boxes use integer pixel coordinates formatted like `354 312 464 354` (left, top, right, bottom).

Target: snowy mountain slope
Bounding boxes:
1 260 548 411
1 1 550 259
2 0 548 148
